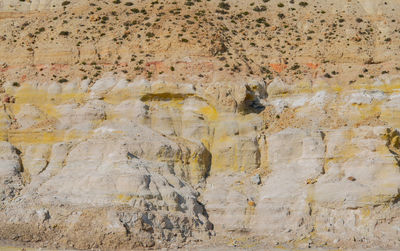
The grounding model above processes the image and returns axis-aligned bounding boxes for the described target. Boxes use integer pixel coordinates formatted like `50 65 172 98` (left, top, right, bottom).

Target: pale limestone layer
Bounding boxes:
0 76 400 249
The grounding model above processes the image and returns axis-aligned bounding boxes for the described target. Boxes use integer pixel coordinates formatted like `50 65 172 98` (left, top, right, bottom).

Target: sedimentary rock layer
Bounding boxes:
1 0 400 249
0 75 399 249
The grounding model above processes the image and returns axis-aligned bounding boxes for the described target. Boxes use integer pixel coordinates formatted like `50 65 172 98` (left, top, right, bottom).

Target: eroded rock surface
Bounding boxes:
0 75 399 249
1 0 400 250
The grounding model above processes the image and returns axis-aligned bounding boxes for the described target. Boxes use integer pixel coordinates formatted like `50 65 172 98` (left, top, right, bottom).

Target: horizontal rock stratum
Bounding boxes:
1 75 400 249
1 0 400 250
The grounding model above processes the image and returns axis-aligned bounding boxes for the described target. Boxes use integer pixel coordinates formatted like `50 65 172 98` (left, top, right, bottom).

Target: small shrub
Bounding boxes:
218 2 230 10
256 17 266 23
58 78 68 83
59 31 69 36
290 64 300 70
253 5 267 12
299 1 308 7
146 32 155 38
185 1 194 6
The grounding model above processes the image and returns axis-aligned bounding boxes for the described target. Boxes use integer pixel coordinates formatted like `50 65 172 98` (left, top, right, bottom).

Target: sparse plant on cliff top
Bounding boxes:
253 5 267 12
58 78 68 83
218 2 230 10
299 1 308 7
146 32 155 38
185 0 194 6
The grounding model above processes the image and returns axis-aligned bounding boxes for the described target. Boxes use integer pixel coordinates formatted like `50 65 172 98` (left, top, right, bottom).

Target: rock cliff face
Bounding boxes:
1 75 400 249
1 0 400 250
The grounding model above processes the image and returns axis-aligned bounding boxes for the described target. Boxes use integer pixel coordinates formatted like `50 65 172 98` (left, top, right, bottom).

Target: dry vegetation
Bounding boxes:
0 0 399 84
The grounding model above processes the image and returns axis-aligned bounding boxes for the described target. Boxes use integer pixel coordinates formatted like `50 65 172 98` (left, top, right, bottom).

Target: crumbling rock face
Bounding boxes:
1 75 400 249
3 0 400 249
0 155 212 249
0 141 22 202
202 76 400 248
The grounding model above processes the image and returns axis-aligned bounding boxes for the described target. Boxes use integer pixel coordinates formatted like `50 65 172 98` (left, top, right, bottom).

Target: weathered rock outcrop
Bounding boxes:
0 74 399 249
202 76 400 249
0 141 22 202
2 0 400 249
